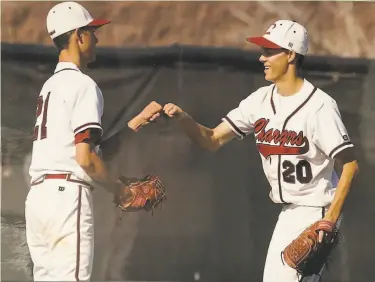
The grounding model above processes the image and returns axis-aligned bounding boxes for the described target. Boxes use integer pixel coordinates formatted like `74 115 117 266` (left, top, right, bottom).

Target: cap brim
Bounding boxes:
87 19 111 28
246 36 281 49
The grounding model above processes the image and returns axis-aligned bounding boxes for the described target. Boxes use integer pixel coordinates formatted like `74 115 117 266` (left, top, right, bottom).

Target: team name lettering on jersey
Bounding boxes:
223 80 354 205
254 118 309 158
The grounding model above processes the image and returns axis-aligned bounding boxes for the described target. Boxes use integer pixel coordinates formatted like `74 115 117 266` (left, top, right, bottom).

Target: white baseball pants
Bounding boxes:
263 204 343 282
25 178 94 281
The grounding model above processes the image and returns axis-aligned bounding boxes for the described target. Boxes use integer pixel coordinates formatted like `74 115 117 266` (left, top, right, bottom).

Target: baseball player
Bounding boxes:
26 2 161 281
155 20 359 282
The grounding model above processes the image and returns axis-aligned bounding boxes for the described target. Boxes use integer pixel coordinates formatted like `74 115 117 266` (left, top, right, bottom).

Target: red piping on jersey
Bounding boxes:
282 88 317 131
329 141 352 159
270 85 276 114
75 186 82 281
277 87 318 204
74 123 102 134
54 68 79 75
223 116 246 138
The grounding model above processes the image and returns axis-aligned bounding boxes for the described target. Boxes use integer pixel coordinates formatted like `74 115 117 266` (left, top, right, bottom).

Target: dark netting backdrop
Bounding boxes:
2 43 374 282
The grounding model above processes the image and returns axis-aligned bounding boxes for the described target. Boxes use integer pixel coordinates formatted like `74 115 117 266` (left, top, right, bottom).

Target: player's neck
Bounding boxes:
58 50 88 70
275 75 304 97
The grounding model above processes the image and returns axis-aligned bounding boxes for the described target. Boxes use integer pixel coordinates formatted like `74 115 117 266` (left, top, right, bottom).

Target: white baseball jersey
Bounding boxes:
29 62 104 184
223 79 353 207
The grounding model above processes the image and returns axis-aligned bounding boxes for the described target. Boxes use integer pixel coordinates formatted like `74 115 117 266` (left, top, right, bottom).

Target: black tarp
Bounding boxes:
1 43 374 281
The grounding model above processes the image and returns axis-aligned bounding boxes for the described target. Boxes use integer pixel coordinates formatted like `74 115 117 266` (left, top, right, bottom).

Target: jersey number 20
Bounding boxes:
33 92 51 141
282 160 313 184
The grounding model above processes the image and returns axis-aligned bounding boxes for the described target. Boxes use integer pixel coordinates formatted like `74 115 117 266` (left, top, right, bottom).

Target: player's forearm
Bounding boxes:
128 115 147 132
80 151 124 195
176 112 219 151
325 160 359 222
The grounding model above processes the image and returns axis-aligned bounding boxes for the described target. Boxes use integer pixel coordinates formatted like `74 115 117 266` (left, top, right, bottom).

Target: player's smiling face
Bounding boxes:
259 47 289 82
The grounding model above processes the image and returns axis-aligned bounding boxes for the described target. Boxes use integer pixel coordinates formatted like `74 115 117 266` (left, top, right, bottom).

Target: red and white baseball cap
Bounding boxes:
46 1 111 39
246 20 308 55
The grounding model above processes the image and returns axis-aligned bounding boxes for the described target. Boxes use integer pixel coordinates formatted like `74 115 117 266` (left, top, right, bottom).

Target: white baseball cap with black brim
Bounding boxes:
246 20 309 56
46 1 111 39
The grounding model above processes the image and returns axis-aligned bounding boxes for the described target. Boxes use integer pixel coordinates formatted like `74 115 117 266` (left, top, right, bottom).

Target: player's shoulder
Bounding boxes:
78 73 101 89
253 84 275 97
47 69 100 92
63 71 98 88
79 71 97 83
311 85 339 111
241 84 274 104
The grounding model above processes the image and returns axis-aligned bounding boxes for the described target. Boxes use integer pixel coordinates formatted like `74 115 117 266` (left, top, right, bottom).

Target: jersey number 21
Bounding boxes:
33 92 51 141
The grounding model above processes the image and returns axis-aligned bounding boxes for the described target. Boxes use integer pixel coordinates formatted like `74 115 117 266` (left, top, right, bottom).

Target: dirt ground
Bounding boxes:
2 1 375 58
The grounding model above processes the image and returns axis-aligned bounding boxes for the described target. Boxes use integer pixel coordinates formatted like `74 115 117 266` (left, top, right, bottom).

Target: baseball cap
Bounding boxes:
246 20 308 55
46 1 111 39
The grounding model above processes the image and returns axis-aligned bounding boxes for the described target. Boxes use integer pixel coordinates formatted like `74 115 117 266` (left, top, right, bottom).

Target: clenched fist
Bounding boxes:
163 103 185 119
140 101 163 122
128 101 163 131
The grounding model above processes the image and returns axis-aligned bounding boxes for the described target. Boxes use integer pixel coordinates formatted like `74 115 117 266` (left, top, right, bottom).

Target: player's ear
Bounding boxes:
288 51 297 63
69 29 78 45
287 50 297 64
74 28 84 44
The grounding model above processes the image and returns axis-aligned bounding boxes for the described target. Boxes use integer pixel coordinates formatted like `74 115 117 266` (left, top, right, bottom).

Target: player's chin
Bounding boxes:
264 71 280 82
264 73 275 82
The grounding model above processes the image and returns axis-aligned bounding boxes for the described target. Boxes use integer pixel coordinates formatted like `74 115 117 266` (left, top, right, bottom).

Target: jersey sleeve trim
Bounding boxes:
222 116 246 139
329 141 354 159
74 122 103 135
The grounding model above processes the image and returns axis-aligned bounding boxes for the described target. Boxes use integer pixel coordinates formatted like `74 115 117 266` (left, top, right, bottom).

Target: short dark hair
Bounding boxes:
53 27 96 53
283 48 305 70
294 53 305 70
52 30 75 52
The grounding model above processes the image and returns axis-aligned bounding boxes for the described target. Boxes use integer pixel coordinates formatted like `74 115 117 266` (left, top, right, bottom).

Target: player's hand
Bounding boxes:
128 101 162 131
318 230 325 243
318 230 335 244
318 216 336 243
163 103 184 119
139 101 163 122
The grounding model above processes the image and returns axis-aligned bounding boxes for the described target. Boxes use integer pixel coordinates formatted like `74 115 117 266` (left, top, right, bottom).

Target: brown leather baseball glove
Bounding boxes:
114 174 166 213
282 220 340 277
